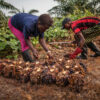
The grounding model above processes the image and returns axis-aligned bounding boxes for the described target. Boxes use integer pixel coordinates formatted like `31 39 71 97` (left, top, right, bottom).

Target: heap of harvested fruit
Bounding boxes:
0 58 87 88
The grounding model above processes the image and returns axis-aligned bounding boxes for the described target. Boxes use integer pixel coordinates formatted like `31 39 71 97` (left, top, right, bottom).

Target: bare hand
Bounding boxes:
47 51 53 59
33 49 39 59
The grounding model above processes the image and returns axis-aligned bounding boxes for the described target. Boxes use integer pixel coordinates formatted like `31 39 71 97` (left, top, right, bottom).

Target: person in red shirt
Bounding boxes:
62 17 100 59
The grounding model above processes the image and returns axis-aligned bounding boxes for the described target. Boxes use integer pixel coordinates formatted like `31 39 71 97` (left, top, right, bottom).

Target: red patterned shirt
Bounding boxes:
71 17 100 34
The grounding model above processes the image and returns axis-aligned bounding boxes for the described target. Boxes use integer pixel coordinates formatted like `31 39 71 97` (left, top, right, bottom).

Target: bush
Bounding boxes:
45 18 69 42
67 8 94 21
0 27 20 59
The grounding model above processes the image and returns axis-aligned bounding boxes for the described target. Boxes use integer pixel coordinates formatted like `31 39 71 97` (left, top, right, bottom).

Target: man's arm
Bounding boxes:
39 37 53 58
39 37 49 52
77 32 85 48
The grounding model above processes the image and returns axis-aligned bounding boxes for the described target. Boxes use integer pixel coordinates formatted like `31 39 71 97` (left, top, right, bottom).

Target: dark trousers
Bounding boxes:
81 42 100 57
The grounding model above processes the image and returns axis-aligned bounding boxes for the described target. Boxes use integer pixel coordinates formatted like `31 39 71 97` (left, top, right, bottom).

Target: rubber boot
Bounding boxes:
22 49 34 62
87 42 100 57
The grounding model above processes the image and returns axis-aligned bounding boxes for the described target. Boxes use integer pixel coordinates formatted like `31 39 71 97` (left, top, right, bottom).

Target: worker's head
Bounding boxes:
38 14 53 33
62 18 72 30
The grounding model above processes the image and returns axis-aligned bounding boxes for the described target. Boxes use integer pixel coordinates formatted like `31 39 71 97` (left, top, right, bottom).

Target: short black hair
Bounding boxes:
62 18 71 29
38 14 53 27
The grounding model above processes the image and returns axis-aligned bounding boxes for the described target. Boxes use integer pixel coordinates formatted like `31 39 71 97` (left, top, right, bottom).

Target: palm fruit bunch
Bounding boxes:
82 24 100 43
0 61 7 75
0 59 35 80
55 60 86 87
12 61 33 81
30 65 44 84
0 58 87 87
30 60 59 84
1 59 17 77
56 69 70 86
41 65 58 84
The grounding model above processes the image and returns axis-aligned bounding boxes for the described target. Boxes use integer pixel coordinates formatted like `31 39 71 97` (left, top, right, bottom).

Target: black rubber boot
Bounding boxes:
77 44 87 59
77 55 87 59
87 42 100 57
90 52 100 57
22 49 34 62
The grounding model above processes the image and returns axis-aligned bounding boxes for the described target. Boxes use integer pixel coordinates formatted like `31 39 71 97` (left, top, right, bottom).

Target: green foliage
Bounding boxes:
68 8 94 21
31 37 39 46
0 10 7 28
9 8 39 15
0 0 18 10
50 0 100 16
0 27 20 59
45 18 69 41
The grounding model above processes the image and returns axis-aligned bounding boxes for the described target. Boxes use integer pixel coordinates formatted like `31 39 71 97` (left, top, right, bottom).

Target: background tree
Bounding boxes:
86 0 100 14
0 0 18 10
48 0 100 16
8 8 39 15
0 0 19 29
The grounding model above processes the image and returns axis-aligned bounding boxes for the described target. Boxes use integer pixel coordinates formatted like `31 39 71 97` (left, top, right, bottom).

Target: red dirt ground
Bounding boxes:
0 37 100 100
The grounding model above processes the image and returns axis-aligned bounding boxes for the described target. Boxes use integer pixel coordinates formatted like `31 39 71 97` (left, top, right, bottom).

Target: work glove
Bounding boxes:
69 47 82 59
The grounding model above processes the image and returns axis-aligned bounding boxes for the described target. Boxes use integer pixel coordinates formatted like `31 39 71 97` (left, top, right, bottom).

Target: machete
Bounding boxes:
49 41 73 45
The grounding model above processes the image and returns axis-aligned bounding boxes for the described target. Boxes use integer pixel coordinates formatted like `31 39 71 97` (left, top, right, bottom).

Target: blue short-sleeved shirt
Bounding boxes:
11 13 44 39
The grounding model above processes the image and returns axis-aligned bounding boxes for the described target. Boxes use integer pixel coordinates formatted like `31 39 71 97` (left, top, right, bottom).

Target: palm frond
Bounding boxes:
0 10 7 28
8 10 19 14
28 9 39 14
0 0 18 10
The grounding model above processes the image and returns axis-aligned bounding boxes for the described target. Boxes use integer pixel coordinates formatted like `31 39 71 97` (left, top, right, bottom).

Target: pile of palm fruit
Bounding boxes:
0 58 87 89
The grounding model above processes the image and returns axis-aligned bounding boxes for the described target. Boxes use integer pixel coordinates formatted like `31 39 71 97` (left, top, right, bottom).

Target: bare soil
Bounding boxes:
0 37 100 100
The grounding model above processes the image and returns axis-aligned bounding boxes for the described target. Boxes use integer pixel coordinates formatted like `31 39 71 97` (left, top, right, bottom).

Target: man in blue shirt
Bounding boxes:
8 13 53 62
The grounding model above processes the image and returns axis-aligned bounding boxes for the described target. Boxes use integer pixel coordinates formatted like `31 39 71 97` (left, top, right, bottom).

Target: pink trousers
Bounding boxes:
8 18 29 52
